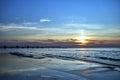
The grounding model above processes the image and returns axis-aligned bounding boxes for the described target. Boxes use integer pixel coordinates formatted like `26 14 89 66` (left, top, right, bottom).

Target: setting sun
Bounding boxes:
76 36 89 44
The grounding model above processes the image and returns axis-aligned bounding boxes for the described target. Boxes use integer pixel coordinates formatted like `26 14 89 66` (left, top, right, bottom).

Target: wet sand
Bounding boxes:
0 53 120 80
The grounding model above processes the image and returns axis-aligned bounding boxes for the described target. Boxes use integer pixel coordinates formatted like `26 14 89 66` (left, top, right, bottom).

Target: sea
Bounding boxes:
0 48 120 67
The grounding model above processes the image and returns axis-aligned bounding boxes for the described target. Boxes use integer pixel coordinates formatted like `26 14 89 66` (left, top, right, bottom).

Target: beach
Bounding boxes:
0 48 120 80
1 0 120 79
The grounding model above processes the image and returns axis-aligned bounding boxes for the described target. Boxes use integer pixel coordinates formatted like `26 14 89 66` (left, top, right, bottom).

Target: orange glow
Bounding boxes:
76 36 90 45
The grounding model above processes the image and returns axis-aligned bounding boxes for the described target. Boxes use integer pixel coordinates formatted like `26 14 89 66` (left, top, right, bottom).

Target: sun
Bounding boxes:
76 36 89 44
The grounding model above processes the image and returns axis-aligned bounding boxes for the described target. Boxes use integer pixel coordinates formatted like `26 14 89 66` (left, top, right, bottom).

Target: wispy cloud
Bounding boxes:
0 22 120 42
40 18 52 22
22 22 37 25
0 24 38 31
65 23 103 30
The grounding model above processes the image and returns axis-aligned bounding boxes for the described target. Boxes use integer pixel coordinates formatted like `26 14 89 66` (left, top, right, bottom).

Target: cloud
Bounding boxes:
0 24 39 31
1 39 120 47
22 22 37 25
65 23 103 30
40 18 52 22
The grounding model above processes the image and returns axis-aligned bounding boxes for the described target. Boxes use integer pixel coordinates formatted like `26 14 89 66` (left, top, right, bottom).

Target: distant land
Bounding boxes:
1 45 120 48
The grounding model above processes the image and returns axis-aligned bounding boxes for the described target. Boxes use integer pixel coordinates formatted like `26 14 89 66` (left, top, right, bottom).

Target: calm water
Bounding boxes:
0 48 120 66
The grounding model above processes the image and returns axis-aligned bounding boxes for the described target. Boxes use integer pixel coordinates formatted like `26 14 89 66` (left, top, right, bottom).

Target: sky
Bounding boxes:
0 0 120 47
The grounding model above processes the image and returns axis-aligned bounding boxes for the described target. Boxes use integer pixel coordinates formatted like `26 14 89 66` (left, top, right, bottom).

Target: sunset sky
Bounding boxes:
0 0 120 47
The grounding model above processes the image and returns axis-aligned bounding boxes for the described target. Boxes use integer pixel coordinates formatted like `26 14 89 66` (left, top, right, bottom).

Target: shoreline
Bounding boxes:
0 52 120 80
9 52 120 67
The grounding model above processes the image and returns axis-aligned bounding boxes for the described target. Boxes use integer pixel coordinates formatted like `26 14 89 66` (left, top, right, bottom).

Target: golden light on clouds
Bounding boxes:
76 36 90 45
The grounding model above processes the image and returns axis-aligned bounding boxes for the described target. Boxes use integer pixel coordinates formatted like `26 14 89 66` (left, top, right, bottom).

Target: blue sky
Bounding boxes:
0 0 120 47
0 0 119 24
